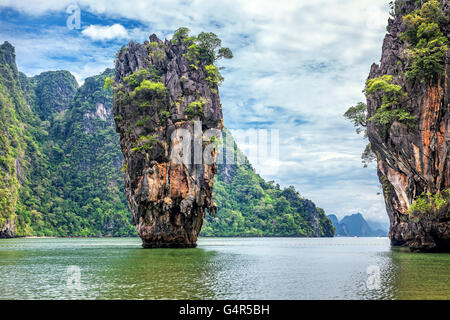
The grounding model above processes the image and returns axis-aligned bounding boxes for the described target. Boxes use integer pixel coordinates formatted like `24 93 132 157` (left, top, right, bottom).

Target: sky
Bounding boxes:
0 0 392 222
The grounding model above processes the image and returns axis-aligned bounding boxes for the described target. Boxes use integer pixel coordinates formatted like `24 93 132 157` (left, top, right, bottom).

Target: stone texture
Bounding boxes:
366 0 450 252
0 220 14 238
114 34 222 248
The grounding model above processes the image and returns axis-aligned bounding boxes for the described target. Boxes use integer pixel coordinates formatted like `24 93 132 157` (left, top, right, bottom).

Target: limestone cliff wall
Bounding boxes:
367 0 450 251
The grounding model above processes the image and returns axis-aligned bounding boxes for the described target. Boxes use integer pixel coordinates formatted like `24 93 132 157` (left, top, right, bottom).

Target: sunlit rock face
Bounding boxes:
366 1 449 252
114 34 222 248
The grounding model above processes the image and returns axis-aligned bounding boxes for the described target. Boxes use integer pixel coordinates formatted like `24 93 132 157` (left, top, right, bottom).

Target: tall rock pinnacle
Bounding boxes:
366 0 450 252
113 31 226 247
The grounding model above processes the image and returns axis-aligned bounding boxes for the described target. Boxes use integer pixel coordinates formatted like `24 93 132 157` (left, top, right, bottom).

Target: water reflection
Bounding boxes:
91 247 220 299
0 238 220 299
390 247 450 300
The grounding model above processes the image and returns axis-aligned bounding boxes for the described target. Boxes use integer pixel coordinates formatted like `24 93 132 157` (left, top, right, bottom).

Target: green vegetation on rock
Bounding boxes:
408 188 450 215
123 68 162 90
344 75 415 167
133 80 167 98
343 102 377 167
132 134 158 153
365 75 415 128
30 70 78 121
343 102 368 137
204 64 223 87
401 0 448 83
171 27 233 83
0 48 135 237
186 98 207 119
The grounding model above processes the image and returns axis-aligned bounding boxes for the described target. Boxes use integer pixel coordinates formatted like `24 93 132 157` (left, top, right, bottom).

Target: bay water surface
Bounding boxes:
0 237 448 300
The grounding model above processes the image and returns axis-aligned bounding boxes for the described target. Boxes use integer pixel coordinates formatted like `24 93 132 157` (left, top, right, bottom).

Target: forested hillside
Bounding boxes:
203 129 334 237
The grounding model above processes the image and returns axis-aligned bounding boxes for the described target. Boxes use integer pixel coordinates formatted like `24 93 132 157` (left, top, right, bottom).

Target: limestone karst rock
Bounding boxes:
366 0 450 252
113 33 223 248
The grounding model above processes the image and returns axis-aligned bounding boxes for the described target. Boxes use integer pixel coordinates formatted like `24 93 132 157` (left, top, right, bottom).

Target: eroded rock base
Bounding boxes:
142 242 197 249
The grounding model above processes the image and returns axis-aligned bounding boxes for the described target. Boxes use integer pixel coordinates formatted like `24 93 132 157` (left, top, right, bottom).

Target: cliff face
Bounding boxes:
0 42 16 237
0 40 133 237
367 0 450 251
114 34 223 247
0 41 36 238
30 71 78 121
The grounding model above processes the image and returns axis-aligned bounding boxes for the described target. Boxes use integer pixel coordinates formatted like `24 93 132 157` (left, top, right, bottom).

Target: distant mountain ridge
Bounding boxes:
327 213 387 237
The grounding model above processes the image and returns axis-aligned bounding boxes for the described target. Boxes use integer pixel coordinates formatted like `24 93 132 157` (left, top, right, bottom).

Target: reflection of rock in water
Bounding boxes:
94 247 220 299
390 248 450 300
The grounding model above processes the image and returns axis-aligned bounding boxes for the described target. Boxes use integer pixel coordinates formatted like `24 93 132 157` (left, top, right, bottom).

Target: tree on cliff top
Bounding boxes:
171 27 233 64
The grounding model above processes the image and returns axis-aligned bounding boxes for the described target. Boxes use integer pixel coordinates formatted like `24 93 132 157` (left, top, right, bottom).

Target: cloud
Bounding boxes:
0 25 115 84
0 0 69 15
82 23 128 41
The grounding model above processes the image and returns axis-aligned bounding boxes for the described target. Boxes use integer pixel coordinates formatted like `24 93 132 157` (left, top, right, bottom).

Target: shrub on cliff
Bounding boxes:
408 188 450 216
185 98 207 119
131 134 158 153
365 75 415 129
133 80 167 98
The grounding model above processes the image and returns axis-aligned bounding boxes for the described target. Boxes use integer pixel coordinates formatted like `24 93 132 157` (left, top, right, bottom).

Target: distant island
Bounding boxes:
328 213 388 237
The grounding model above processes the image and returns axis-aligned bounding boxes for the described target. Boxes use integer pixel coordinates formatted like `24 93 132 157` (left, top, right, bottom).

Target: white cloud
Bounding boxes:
0 0 69 15
82 23 128 41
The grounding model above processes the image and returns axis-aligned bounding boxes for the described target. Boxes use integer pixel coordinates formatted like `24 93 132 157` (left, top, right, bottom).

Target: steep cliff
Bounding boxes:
37 69 133 237
30 70 78 121
0 41 43 237
366 0 450 251
0 43 133 237
113 31 225 247
0 41 20 237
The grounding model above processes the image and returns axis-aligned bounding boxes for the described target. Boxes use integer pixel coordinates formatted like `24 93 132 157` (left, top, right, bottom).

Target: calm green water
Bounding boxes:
0 237 448 300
